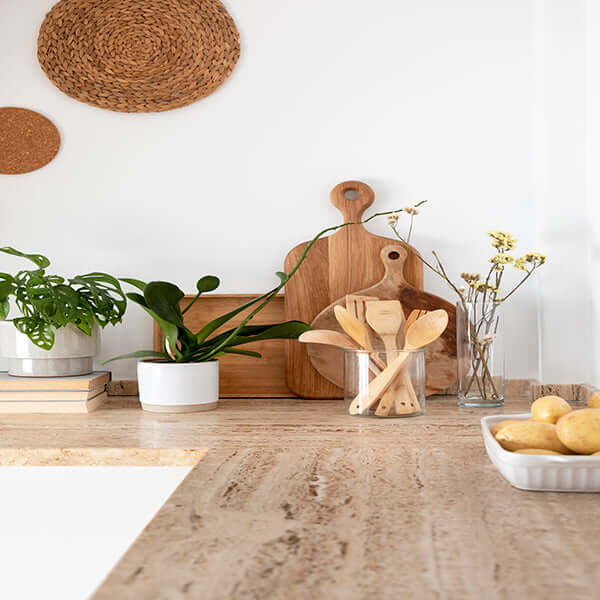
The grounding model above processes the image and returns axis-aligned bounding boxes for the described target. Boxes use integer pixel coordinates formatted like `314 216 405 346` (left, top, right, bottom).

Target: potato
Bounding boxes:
588 393 600 409
490 419 524 437
495 421 571 453
556 409 600 454
515 449 564 455
531 395 571 424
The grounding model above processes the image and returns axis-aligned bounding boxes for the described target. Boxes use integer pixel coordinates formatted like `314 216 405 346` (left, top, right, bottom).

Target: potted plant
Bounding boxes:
0 247 126 377
109 206 417 412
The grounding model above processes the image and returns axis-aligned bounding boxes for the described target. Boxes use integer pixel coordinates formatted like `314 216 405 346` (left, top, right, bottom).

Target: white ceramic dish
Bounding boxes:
481 413 600 492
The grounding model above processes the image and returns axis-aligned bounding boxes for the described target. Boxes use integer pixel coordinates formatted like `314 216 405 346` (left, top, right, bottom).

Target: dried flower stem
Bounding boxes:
389 217 547 404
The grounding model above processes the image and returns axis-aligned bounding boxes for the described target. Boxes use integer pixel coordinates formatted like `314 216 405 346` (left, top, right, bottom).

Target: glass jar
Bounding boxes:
456 301 505 407
343 349 426 417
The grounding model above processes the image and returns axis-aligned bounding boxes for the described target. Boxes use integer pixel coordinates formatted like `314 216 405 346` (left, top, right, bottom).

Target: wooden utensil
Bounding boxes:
365 301 404 359
298 330 382 379
346 294 379 326
334 305 373 351
284 181 424 398
349 310 449 415
308 244 457 395
298 329 361 350
365 300 418 415
404 309 429 335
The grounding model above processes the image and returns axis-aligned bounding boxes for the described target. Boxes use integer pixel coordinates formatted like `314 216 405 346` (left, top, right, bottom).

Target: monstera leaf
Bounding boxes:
13 317 55 350
70 272 127 326
0 247 50 269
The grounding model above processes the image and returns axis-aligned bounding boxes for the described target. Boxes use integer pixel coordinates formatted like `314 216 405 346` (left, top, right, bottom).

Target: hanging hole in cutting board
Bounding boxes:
343 188 360 200
388 251 400 260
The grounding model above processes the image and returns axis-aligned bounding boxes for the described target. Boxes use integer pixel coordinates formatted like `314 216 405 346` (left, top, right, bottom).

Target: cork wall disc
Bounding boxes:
37 0 241 113
0 107 60 175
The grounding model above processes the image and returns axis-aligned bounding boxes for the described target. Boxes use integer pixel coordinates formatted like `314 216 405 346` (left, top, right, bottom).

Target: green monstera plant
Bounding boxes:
0 247 127 350
109 204 423 364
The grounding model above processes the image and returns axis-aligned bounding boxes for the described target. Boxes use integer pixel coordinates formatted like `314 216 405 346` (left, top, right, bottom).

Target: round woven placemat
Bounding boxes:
0 107 60 175
37 0 240 113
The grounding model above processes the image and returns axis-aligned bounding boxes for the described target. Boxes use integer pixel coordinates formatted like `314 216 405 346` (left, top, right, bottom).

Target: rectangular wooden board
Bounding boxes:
153 294 296 398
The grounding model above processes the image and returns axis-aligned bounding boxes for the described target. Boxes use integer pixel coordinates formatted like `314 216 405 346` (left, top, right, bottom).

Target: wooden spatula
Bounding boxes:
365 301 404 360
365 301 417 416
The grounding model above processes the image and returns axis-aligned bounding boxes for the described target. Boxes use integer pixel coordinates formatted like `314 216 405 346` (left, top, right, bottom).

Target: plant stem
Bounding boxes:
182 291 201 315
500 266 537 302
406 214 415 244
197 202 426 361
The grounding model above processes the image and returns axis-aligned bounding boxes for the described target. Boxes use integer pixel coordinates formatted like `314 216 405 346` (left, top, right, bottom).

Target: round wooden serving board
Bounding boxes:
308 244 457 396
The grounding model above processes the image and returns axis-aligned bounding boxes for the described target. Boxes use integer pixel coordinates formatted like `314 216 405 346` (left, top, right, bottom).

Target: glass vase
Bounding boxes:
456 301 505 407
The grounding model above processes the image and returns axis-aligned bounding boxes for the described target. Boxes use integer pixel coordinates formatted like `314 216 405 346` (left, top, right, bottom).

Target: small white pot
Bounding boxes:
137 360 219 413
0 321 100 377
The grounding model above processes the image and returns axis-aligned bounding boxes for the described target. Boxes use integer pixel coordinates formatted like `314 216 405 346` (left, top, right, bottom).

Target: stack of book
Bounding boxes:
0 371 110 413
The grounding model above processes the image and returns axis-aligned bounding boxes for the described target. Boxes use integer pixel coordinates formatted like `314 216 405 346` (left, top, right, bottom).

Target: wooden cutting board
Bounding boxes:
153 294 296 397
308 244 457 395
284 180 424 398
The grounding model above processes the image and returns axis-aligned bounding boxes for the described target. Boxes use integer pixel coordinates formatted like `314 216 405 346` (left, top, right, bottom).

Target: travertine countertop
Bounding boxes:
1 392 599 599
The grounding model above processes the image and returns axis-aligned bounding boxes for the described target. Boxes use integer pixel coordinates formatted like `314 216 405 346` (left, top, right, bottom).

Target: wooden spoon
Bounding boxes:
298 330 382 377
334 305 372 350
299 329 362 350
349 309 449 415
333 305 387 372
404 309 429 335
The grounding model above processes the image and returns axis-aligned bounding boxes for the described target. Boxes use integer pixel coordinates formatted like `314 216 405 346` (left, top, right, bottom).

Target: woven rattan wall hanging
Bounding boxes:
0 107 60 175
37 0 240 113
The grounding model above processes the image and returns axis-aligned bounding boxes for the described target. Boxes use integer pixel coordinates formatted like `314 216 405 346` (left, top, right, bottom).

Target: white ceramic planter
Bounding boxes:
0 321 100 377
137 360 219 413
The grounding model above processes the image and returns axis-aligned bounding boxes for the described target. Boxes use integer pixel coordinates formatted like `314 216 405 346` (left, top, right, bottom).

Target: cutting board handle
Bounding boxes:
380 244 409 287
330 180 375 222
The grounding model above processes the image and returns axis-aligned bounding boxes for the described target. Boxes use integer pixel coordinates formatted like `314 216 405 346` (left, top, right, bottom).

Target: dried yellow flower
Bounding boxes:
387 213 400 225
489 254 514 264
478 334 496 346
524 252 547 265
514 257 528 271
404 206 419 216
473 281 498 293
461 272 481 284
487 230 517 251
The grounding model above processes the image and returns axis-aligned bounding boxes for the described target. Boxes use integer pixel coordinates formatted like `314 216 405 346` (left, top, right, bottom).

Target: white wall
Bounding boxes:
0 0 551 381
587 0 600 387
533 0 598 385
